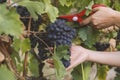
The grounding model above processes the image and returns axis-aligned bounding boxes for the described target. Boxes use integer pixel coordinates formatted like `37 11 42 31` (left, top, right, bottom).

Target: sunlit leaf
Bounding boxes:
0 65 16 80
0 4 23 37
53 55 66 80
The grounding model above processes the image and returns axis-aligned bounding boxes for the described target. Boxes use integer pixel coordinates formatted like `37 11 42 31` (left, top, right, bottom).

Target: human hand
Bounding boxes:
81 7 118 29
66 45 89 70
46 45 89 71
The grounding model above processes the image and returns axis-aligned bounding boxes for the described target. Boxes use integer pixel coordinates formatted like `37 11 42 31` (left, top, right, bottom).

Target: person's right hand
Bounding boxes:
80 7 118 29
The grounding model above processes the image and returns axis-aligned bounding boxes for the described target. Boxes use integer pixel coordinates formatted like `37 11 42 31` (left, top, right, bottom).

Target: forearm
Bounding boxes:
88 51 120 67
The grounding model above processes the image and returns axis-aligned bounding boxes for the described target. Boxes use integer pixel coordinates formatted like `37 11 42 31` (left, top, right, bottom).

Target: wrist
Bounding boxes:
86 49 94 61
113 11 120 27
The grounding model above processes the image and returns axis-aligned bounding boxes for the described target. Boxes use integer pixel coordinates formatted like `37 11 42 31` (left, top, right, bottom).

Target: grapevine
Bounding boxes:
0 0 120 80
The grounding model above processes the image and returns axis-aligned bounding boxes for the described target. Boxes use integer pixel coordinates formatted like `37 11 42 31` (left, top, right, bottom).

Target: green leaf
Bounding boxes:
43 0 59 22
83 62 91 80
97 65 109 80
18 0 45 20
53 55 66 80
0 4 23 37
78 27 88 41
11 51 23 73
73 0 92 12
59 0 67 6
72 65 83 80
72 62 91 80
13 38 31 53
0 65 16 80
21 38 31 53
114 73 120 80
56 45 69 60
85 1 94 16
114 0 120 11
78 26 99 48
28 53 39 77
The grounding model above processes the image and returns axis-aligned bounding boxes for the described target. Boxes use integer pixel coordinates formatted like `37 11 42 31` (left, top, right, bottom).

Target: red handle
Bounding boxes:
58 4 106 23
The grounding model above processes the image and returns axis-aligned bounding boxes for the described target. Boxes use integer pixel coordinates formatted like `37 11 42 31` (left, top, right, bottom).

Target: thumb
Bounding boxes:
80 16 91 26
92 7 100 12
80 7 100 26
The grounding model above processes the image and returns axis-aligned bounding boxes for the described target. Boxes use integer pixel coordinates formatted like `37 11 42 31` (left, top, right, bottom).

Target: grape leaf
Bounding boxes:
97 65 109 80
0 4 23 37
52 55 66 80
43 0 59 22
114 74 120 80
18 0 45 20
78 27 88 41
28 53 39 77
11 50 23 73
59 0 67 6
78 26 99 48
72 65 83 80
56 45 69 60
114 0 120 11
72 62 91 80
12 38 31 53
0 65 16 80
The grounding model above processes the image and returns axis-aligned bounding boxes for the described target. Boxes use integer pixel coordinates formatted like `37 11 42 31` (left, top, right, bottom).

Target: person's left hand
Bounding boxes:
47 45 90 71
66 45 89 71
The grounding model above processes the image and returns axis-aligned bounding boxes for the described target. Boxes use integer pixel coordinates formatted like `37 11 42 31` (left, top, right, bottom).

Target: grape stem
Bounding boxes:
0 39 25 80
34 35 53 55
27 17 32 36
23 51 28 77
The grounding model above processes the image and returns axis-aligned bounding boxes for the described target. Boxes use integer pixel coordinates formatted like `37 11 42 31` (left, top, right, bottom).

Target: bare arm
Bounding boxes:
88 51 120 67
67 46 120 70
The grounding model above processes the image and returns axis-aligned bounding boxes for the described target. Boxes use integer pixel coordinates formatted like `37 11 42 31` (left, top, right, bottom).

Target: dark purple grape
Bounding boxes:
117 30 120 41
16 6 42 31
94 42 110 51
61 58 70 68
0 0 6 3
46 19 76 67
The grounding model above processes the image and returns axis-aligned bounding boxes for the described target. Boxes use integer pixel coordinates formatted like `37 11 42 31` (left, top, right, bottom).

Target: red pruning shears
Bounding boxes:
58 4 106 23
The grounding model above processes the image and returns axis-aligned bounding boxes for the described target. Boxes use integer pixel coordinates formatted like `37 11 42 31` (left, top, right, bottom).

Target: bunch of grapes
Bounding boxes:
115 67 120 73
94 42 110 51
116 30 120 41
46 19 76 67
46 19 76 47
0 0 6 3
36 33 52 60
16 6 42 32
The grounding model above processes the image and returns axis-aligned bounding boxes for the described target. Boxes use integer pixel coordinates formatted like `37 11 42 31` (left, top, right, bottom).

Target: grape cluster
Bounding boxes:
46 19 76 67
37 34 52 60
16 6 42 31
116 30 120 41
16 5 76 67
94 42 110 51
46 19 76 47
29 33 52 61
115 67 120 73
0 0 6 3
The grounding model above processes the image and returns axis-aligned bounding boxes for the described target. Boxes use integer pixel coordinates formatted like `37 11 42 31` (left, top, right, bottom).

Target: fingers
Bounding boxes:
80 7 100 26
80 16 91 26
92 7 100 12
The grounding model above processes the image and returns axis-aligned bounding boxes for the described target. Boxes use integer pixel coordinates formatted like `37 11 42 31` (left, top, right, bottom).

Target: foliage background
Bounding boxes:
0 0 120 80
